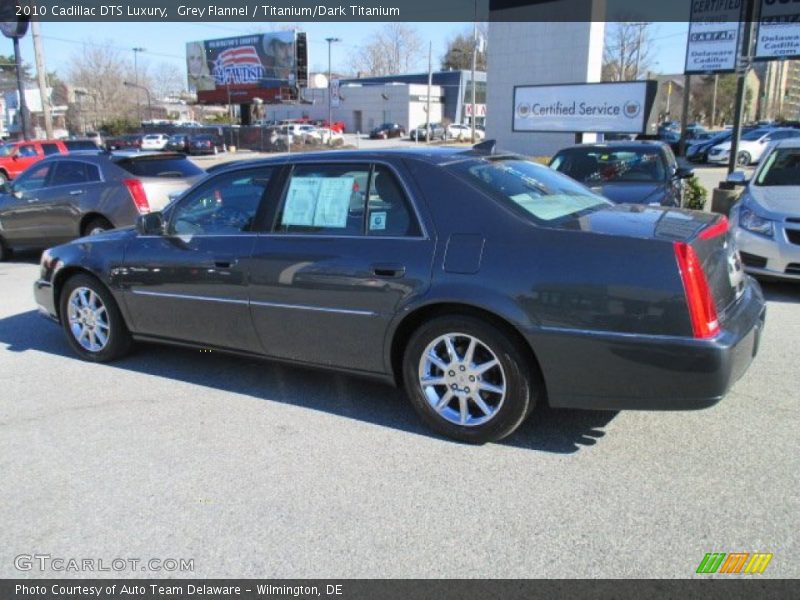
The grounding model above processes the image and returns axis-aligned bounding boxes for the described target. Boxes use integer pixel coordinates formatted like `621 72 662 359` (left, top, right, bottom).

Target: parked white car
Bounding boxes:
729 138 800 281
447 123 485 141
316 127 343 144
708 128 800 166
140 133 170 151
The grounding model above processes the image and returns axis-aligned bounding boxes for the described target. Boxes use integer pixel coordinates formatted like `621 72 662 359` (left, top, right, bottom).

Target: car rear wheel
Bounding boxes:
403 316 536 443
59 274 132 362
83 217 113 237
737 151 751 166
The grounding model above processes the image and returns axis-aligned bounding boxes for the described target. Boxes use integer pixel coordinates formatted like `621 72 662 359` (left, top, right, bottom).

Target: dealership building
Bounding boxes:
260 82 444 134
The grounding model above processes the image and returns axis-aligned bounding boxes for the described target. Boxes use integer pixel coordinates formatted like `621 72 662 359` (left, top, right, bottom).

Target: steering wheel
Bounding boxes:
210 206 251 230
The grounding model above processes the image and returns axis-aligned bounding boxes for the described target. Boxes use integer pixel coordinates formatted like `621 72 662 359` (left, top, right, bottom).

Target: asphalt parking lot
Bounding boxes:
1 248 798 578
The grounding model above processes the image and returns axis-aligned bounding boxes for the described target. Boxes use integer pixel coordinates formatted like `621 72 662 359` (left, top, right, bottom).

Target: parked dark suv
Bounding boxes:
370 123 406 139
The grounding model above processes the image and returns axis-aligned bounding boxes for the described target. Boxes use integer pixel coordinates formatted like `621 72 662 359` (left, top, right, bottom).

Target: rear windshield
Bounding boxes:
550 147 667 183
114 156 204 178
64 140 99 151
450 158 609 223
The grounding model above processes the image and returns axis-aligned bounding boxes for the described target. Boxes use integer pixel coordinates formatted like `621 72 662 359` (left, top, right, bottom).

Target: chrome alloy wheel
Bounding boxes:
418 333 507 427
67 287 110 352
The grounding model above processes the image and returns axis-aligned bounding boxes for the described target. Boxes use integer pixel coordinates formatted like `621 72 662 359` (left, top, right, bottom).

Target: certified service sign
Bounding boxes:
684 0 743 74
512 81 655 134
755 0 800 60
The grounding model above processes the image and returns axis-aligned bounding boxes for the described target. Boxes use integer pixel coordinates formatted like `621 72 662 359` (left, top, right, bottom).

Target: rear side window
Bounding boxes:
114 156 204 178
276 164 370 235
51 161 101 186
63 140 99 151
366 166 420 237
41 143 61 156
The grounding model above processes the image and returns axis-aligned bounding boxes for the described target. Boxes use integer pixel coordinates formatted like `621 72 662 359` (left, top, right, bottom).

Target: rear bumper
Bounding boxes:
530 280 766 411
33 279 59 322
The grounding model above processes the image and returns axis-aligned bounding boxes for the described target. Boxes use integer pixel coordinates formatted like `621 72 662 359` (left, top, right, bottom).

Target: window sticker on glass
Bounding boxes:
370 211 387 231
282 176 354 228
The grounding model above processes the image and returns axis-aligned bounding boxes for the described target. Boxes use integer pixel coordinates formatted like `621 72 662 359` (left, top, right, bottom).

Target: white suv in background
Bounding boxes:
140 133 170 151
708 128 800 166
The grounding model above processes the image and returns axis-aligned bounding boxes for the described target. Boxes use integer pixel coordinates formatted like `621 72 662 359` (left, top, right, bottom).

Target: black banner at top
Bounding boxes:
0 0 748 23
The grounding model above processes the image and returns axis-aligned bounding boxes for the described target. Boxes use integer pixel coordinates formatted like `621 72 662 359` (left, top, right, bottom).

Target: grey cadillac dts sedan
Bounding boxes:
33 144 766 443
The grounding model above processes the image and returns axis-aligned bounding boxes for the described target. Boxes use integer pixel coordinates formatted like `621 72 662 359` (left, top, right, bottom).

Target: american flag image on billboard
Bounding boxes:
212 46 265 86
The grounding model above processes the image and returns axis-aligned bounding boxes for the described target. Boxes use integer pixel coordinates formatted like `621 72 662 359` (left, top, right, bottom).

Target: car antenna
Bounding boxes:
468 139 497 155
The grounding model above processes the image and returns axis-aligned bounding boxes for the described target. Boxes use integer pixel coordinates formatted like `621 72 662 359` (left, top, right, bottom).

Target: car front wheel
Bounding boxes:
403 316 536 443
737 151 751 166
59 274 132 362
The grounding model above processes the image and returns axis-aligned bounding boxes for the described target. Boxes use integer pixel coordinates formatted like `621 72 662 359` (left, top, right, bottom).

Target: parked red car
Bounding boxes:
0 139 99 184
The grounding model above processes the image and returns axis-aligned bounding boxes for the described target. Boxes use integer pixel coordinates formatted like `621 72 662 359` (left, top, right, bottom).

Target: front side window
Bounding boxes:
452 158 609 223
14 163 51 192
17 145 37 157
170 168 272 236
276 164 371 236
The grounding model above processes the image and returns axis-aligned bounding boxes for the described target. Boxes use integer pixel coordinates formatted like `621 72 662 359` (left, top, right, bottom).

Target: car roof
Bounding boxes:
555 141 668 152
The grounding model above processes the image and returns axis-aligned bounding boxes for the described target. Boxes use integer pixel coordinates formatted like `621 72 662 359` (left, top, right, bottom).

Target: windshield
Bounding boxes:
755 147 800 186
742 129 769 141
550 148 667 183
451 158 609 223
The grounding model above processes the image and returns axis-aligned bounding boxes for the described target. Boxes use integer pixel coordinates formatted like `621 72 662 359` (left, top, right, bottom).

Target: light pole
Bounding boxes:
124 81 152 122
132 47 145 123
325 37 340 145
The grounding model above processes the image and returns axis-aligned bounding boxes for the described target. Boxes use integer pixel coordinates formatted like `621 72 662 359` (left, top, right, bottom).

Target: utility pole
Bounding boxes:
426 41 432 144
132 47 145 123
679 74 691 157
325 37 340 145
711 74 718 127
31 20 53 139
728 0 757 174
633 22 646 80
470 0 478 143
12 37 29 140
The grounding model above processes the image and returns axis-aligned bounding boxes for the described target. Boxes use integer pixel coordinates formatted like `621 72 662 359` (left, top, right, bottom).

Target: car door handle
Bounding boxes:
371 263 406 278
69 190 85 196
214 259 237 269
26 197 38 203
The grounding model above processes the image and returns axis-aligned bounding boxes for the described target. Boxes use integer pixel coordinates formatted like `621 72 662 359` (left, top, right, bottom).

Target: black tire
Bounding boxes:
82 217 113 237
403 315 537 444
0 236 9 262
59 273 132 363
737 151 751 166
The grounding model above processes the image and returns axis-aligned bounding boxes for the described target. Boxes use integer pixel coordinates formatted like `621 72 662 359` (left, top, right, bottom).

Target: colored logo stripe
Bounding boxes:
697 552 773 574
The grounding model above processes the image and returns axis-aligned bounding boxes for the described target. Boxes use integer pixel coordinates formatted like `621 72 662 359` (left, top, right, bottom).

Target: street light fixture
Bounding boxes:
325 37 341 145
124 81 152 123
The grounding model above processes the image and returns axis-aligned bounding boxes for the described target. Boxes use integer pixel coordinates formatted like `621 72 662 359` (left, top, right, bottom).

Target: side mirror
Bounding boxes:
135 211 164 235
726 170 748 185
675 166 694 179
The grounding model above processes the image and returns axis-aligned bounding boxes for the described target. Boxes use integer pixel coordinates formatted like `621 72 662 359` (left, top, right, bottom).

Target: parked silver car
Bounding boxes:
729 138 800 281
0 151 205 260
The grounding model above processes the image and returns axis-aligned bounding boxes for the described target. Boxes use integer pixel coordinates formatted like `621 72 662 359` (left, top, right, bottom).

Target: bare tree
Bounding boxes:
349 24 424 76
151 62 185 100
66 41 147 125
602 22 654 82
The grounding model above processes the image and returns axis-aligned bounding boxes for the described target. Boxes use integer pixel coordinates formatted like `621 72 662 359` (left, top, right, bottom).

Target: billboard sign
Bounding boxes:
684 1 744 74
187 31 307 104
755 0 800 60
512 81 657 134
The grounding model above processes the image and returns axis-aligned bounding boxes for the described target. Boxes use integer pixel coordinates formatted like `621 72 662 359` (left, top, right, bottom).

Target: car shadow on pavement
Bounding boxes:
0 309 617 454
2 249 42 265
759 280 800 304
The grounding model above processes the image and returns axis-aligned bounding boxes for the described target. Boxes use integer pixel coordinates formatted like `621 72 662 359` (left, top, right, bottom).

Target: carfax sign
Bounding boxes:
512 81 657 134
755 0 800 60
685 0 744 74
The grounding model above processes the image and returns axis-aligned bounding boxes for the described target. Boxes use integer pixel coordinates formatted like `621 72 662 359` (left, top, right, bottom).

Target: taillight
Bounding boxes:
674 241 720 339
123 179 150 214
699 215 728 240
